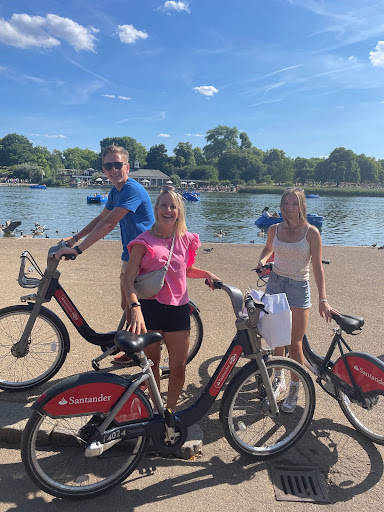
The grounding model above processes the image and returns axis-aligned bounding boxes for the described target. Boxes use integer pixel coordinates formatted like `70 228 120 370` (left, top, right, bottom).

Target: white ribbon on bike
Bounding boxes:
248 289 292 348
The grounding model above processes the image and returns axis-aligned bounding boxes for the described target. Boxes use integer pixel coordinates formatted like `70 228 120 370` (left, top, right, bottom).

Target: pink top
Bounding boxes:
128 231 201 306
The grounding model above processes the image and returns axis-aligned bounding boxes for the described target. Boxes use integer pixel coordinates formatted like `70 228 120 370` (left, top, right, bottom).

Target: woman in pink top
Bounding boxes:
257 188 335 413
121 188 220 410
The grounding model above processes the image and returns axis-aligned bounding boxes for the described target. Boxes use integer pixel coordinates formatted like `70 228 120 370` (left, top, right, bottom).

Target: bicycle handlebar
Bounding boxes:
256 258 330 274
204 279 265 322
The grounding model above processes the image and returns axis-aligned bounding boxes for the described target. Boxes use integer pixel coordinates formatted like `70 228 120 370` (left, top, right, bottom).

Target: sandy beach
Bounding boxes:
1 237 384 508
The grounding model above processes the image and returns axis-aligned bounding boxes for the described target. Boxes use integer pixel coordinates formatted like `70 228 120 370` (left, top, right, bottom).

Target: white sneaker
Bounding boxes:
272 373 286 400
281 382 300 413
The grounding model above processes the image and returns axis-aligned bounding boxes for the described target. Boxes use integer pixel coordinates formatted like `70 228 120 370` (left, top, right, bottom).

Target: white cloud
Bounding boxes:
186 133 204 137
193 85 218 97
117 24 148 44
30 133 67 139
0 13 97 51
163 1 191 14
370 41 384 67
348 56 357 62
102 94 132 100
158 133 171 137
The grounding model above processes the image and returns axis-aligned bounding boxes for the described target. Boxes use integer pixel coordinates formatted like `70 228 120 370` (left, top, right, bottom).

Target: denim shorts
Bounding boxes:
140 300 191 332
265 272 311 309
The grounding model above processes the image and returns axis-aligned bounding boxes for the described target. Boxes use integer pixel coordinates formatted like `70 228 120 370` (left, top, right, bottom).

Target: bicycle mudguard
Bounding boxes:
188 299 199 313
32 372 152 423
332 352 384 395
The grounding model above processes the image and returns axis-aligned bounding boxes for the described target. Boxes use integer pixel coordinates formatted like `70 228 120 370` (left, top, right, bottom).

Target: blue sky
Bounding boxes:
1 0 384 160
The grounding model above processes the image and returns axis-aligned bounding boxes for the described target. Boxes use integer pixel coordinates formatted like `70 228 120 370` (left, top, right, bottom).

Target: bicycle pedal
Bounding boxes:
164 408 175 428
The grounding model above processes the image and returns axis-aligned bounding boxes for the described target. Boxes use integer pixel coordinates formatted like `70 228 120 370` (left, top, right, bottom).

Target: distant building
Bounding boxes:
129 169 171 187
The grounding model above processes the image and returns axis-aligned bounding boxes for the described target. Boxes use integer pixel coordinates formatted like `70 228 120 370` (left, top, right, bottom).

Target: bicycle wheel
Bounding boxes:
337 389 384 445
21 409 151 500
221 358 315 458
0 305 69 390
159 308 203 375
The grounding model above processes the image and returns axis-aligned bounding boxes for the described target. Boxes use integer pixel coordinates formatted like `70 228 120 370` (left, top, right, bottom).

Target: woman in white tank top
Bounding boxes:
257 188 334 413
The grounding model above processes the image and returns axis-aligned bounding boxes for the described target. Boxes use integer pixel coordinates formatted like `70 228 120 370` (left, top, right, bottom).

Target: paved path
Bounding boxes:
1 238 384 510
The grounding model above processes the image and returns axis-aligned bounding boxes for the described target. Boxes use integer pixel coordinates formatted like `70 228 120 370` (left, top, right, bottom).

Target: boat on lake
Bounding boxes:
87 194 108 204
182 191 200 202
30 185 47 189
255 213 323 229
306 193 320 199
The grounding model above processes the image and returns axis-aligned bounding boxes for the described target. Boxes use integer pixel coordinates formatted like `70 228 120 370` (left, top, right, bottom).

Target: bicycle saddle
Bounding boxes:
332 313 364 334
114 330 163 354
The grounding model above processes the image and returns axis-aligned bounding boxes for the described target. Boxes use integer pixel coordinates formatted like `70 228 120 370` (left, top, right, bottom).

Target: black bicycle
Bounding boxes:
303 313 384 445
21 280 315 499
0 241 203 390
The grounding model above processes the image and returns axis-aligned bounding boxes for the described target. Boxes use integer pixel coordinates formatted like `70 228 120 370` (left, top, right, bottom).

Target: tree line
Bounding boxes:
0 127 383 187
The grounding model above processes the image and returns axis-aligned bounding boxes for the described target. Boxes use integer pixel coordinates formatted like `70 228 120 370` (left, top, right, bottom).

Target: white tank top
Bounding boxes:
272 225 310 281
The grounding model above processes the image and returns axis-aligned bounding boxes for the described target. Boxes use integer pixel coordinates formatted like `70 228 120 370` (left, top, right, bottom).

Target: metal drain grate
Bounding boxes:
270 465 330 503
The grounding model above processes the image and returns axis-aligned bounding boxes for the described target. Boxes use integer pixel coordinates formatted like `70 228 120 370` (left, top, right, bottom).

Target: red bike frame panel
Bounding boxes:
332 353 384 394
209 345 243 397
54 289 84 327
41 382 150 421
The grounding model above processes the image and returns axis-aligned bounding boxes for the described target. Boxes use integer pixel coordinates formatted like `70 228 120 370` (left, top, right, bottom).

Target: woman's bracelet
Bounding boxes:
320 298 328 303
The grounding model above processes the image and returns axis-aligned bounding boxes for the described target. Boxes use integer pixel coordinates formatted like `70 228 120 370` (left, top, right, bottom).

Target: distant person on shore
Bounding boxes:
55 144 155 312
257 188 335 413
121 188 220 410
262 206 279 218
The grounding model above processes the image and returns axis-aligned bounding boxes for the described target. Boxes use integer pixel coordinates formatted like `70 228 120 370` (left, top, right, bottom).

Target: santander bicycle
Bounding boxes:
258 261 384 445
0 241 202 390
21 280 315 499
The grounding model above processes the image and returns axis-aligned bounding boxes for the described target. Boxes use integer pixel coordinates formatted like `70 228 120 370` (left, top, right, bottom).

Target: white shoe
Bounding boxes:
281 382 299 413
272 373 286 400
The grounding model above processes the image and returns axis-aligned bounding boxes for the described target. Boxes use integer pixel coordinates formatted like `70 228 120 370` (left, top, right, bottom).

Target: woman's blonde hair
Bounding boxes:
151 189 187 238
280 187 308 229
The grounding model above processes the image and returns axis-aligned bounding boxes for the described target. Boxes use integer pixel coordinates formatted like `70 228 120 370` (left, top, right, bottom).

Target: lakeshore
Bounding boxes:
1 238 384 508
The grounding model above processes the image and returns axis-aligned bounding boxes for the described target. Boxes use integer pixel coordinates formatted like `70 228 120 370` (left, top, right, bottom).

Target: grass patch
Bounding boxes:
239 185 384 197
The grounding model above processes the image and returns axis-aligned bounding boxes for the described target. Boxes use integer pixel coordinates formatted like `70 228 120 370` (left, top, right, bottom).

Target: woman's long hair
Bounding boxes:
280 188 308 230
151 189 187 238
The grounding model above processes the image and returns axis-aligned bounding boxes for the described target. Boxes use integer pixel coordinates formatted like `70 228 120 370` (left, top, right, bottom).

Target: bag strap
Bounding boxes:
163 234 176 270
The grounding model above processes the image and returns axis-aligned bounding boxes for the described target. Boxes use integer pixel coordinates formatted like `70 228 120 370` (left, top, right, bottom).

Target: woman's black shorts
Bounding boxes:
140 300 190 332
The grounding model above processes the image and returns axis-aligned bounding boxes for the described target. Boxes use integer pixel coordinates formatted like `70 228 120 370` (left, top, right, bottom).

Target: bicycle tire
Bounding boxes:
159 308 203 375
0 305 69 390
21 405 151 499
337 389 384 445
221 358 315 458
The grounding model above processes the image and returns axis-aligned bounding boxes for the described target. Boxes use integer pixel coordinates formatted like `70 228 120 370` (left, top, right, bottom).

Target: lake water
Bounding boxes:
1 186 383 246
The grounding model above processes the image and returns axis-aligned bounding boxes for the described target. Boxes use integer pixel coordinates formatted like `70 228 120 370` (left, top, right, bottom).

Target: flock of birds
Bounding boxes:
0 220 52 238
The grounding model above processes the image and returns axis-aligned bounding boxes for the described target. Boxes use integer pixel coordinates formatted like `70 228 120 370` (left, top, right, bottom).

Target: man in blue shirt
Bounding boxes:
55 145 154 310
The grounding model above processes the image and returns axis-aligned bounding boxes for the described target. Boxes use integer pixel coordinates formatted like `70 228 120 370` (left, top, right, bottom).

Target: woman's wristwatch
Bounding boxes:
130 302 141 309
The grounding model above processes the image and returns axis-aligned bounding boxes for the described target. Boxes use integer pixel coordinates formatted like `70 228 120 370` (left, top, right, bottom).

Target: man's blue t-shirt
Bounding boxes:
105 178 155 261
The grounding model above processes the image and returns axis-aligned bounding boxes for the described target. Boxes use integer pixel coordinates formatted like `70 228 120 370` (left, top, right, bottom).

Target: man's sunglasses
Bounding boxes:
102 162 127 171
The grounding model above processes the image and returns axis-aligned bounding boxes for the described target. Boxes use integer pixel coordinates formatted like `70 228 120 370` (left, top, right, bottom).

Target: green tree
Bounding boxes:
10 162 44 183
145 144 169 170
239 131 252 150
173 142 196 168
218 149 265 182
315 147 360 185
294 157 317 184
0 133 35 166
62 147 99 171
263 149 294 184
190 165 218 182
357 154 379 183
193 146 205 165
100 136 147 167
203 125 239 162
